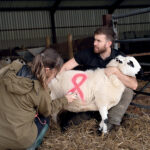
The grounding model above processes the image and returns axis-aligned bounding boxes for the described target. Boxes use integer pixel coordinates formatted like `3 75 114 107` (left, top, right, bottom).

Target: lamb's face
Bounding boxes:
123 56 141 77
106 55 125 68
2 57 11 64
107 55 141 77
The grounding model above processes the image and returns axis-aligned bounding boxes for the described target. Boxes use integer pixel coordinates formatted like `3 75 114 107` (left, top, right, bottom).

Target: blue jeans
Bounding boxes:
34 114 50 136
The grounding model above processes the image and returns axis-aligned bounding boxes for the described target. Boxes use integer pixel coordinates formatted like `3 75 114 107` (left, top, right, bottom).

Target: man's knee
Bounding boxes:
108 88 134 125
121 88 134 103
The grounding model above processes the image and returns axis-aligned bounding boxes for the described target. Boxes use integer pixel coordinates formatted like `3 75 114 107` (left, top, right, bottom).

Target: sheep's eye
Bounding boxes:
118 60 123 64
116 58 119 61
127 60 134 67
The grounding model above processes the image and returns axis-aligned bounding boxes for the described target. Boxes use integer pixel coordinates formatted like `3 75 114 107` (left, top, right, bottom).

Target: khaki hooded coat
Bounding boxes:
0 61 68 149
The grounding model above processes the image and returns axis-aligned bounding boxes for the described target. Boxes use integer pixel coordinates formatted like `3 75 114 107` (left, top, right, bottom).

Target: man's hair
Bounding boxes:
94 26 116 43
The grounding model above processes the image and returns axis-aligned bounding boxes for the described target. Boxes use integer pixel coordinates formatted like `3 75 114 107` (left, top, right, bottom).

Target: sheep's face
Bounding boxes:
1 57 12 64
107 55 141 77
18 58 26 65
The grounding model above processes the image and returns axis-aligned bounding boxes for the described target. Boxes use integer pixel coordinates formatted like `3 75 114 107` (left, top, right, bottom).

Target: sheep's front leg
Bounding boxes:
99 106 108 134
51 112 59 123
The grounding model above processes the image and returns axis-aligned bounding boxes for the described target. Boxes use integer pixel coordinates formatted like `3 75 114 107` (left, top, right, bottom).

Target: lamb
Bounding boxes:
0 59 26 76
0 57 26 69
0 57 12 69
48 55 141 134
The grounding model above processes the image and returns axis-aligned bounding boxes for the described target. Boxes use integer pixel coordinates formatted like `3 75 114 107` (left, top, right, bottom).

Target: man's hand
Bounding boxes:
104 67 120 77
59 58 79 73
104 67 138 90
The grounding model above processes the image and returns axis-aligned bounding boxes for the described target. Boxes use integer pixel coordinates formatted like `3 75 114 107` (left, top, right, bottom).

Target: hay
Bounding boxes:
39 114 150 150
39 81 150 150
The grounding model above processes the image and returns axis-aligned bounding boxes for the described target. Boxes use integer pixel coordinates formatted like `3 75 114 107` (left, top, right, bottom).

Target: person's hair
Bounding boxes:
94 26 116 44
31 48 63 89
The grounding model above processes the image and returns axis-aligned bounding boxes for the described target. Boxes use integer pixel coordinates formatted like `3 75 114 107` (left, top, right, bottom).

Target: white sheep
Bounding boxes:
48 55 141 134
0 59 26 76
0 57 26 69
0 57 12 69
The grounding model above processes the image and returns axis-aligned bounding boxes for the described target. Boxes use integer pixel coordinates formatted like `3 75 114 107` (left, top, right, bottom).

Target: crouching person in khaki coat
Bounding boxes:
0 48 76 150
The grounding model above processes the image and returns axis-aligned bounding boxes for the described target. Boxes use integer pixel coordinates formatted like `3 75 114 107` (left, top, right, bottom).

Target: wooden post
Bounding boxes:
102 14 112 27
103 14 119 49
50 11 57 44
68 33 73 59
46 36 51 48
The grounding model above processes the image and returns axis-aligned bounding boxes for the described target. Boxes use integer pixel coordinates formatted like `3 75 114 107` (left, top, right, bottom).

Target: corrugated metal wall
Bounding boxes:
55 9 107 42
0 9 107 50
0 11 51 50
0 8 150 50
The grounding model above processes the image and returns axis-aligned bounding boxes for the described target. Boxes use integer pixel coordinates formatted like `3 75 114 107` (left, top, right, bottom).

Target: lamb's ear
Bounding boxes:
106 58 118 67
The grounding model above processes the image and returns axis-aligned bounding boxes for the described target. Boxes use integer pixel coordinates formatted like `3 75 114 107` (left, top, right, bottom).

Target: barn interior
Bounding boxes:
0 0 150 64
0 0 150 150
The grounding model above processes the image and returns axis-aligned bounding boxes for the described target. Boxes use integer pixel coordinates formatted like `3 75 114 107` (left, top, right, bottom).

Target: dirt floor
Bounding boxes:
39 80 150 150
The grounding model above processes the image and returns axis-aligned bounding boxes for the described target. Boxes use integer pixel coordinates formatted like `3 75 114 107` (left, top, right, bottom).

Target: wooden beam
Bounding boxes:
108 0 125 14
102 14 112 27
50 0 62 44
51 0 62 13
50 11 57 44
1 5 150 11
68 34 73 59
127 52 150 57
46 36 51 48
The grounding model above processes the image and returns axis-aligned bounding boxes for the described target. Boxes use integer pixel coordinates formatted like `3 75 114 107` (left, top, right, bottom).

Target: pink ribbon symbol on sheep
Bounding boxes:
68 73 87 102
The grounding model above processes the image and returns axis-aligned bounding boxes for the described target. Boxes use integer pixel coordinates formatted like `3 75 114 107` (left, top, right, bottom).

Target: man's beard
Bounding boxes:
94 46 107 54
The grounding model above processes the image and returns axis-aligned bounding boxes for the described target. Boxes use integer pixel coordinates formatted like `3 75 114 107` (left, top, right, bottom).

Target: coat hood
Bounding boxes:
4 74 34 95
3 61 40 95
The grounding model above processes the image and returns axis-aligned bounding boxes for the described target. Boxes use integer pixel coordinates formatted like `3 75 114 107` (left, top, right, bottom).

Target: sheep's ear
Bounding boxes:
106 59 118 67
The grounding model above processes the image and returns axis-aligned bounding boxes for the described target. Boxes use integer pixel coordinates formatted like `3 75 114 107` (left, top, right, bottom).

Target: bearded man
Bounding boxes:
59 26 138 131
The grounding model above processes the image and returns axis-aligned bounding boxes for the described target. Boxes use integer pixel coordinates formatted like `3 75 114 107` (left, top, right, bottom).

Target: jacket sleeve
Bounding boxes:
38 90 68 117
50 97 68 114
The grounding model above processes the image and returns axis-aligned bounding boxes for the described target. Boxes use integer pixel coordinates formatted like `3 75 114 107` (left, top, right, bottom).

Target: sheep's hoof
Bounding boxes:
96 129 108 136
97 127 105 136
99 127 103 132
96 129 102 136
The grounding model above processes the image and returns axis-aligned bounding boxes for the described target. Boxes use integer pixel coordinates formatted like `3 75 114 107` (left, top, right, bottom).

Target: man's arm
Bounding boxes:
104 67 138 90
59 58 79 73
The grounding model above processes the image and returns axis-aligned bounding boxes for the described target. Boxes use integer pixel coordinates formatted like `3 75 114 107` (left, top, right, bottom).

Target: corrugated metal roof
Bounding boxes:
0 0 54 9
0 0 150 10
